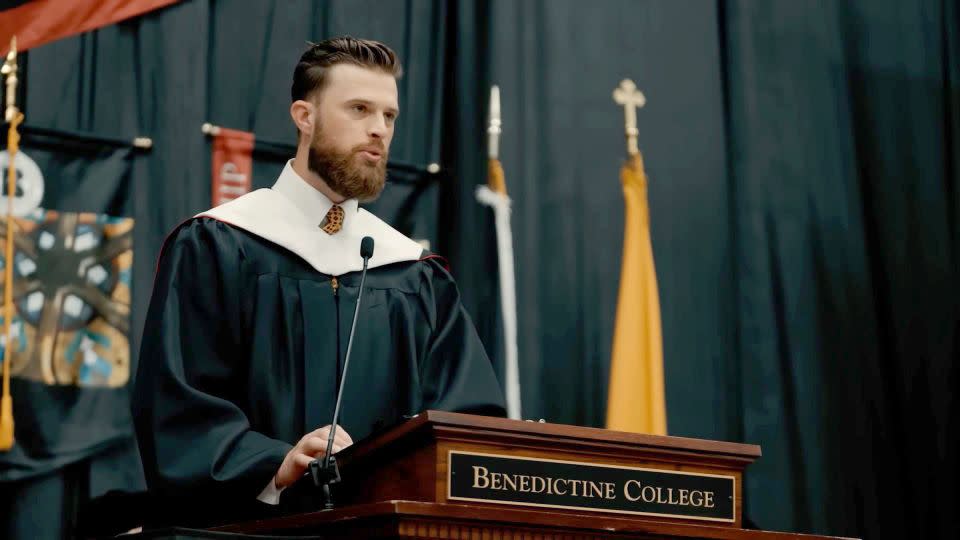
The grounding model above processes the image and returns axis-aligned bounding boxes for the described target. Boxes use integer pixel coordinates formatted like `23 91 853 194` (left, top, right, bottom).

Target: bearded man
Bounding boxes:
132 37 505 528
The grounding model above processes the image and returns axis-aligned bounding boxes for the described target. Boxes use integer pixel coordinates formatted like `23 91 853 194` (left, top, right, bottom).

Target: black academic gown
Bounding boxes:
133 218 506 528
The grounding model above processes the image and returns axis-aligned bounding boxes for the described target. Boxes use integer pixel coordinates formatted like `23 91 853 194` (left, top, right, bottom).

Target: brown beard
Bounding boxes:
307 123 388 201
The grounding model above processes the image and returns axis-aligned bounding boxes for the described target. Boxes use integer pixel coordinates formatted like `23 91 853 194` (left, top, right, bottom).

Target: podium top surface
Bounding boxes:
340 410 762 464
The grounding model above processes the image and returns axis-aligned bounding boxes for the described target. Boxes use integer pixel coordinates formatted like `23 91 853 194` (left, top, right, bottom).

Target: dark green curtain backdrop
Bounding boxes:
721 2 959 538
12 1 957 539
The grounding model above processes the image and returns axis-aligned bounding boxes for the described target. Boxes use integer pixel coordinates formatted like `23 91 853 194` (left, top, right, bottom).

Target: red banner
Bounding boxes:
211 128 255 207
0 0 182 51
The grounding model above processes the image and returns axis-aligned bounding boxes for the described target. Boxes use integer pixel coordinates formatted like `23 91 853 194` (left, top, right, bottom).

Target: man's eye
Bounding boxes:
353 104 367 113
385 113 396 121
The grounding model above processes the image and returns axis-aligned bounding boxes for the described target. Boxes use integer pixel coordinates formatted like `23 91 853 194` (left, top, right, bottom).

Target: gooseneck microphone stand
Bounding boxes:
309 236 374 510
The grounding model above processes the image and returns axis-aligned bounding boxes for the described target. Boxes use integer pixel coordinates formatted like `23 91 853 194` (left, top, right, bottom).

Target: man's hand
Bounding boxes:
274 425 354 489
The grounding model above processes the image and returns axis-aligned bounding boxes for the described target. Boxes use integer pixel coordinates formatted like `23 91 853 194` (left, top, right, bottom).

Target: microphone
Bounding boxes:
311 236 375 509
360 236 374 259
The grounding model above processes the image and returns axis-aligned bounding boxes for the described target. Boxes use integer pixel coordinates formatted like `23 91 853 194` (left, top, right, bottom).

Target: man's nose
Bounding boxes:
368 114 389 139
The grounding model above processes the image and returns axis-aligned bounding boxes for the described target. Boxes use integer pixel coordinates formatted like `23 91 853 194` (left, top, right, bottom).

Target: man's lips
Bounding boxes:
357 147 384 161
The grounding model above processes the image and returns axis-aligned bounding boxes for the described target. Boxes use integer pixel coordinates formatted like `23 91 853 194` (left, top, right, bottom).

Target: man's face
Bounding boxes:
307 63 399 201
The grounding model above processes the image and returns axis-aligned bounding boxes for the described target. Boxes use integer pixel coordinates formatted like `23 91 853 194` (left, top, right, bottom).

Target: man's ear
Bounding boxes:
290 100 314 138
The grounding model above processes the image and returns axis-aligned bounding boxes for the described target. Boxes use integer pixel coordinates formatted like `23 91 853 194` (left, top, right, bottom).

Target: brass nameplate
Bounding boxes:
447 451 735 523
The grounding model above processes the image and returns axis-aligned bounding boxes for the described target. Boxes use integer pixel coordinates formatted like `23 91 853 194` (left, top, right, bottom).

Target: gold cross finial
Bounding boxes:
612 79 646 156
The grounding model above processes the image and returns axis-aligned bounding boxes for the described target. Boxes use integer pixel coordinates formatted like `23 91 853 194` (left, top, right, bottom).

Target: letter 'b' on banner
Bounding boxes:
210 128 254 207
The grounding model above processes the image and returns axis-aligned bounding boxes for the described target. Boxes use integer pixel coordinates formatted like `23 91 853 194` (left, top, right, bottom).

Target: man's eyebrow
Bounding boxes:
345 98 399 115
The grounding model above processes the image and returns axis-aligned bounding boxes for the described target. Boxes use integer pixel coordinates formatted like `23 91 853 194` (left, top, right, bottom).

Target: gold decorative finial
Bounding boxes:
2 37 18 124
612 79 646 156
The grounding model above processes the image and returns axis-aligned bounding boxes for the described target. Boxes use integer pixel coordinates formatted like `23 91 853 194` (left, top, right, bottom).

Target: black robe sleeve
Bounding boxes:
418 259 507 417
132 220 290 526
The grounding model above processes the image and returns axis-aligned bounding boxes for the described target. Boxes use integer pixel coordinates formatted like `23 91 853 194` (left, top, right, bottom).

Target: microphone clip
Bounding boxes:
309 456 341 510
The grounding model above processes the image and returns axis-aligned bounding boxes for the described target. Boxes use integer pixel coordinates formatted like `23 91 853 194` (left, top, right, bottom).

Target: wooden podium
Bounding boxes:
210 411 854 539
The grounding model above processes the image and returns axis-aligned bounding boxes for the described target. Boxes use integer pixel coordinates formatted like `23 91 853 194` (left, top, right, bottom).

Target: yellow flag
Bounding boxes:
606 152 667 435
1 37 21 451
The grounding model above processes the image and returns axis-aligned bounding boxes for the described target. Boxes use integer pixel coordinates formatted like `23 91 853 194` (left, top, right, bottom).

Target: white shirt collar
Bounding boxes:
271 160 360 231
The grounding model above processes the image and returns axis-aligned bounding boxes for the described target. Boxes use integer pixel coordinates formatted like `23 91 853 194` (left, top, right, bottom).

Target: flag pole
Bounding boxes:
0 36 22 450
606 79 667 435
476 86 522 420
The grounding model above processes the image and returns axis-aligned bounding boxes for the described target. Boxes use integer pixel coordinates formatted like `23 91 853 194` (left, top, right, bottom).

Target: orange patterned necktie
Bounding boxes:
321 205 344 235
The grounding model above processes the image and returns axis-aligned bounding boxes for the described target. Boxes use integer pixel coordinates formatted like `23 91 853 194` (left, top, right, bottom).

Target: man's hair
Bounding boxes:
291 37 403 103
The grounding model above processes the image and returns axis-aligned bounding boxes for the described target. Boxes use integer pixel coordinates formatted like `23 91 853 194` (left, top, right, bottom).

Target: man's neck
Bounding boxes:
292 149 348 204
